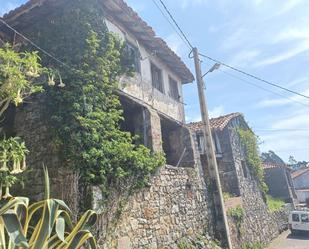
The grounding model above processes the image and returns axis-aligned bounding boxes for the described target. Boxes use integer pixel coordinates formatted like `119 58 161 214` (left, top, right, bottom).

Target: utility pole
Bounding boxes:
192 47 232 249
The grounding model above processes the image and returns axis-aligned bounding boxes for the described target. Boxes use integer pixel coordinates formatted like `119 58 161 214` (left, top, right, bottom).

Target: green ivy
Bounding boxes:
227 205 244 228
23 0 165 198
238 129 268 198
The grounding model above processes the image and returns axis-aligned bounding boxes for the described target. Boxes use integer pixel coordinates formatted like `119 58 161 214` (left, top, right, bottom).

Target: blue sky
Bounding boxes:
1 0 309 162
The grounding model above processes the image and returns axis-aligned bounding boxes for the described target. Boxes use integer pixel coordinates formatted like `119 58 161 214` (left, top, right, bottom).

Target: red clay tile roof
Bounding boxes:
2 0 194 83
188 113 243 132
292 168 309 179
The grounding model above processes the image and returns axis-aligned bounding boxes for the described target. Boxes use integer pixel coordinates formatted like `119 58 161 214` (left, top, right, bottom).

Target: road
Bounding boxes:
267 230 309 249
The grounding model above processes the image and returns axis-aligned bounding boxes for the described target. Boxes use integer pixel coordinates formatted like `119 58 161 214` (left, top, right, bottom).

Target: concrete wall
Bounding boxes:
106 19 185 123
94 165 213 249
265 168 291 201
294 173 309 189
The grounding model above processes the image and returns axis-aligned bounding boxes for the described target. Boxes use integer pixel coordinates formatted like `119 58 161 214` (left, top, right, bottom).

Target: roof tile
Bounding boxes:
188 113 242 132
2 0 194 83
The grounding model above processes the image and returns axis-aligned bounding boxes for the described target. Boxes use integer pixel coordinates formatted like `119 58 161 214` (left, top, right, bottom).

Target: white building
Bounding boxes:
292 168 309 203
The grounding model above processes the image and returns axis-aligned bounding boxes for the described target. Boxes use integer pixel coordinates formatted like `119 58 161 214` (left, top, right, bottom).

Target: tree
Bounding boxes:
261 150 285 165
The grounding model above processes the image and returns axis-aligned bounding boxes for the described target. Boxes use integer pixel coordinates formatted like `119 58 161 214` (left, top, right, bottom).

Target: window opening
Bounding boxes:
151 63 164 93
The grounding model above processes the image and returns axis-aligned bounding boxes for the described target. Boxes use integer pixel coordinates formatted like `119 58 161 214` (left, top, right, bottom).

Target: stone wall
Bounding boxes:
9 94 79 216
94 165 213 249
227 123 289 248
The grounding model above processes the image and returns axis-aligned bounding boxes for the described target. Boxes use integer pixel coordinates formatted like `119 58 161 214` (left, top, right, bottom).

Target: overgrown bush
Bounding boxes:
24 0 165 199
238 129 268 198
266 195 285 212
177 235 221 249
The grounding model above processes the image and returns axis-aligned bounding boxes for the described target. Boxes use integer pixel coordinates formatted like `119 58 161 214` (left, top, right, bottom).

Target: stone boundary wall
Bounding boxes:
227 178 290 249
95 165 213 249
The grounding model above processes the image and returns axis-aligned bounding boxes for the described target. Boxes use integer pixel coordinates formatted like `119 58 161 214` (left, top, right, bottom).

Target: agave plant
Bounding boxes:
0 167 97 249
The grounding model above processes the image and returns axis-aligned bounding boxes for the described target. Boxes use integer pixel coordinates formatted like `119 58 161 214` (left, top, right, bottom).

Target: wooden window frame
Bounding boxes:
151 63 164 93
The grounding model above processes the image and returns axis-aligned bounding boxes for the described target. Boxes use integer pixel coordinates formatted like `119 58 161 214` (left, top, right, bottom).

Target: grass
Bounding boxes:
266 195 285 212
241 243 264 249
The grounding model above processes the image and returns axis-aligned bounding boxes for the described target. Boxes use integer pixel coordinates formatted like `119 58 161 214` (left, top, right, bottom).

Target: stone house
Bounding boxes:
292 168 309 203
263 163 297 203
189 113 289 248
0 1 217 248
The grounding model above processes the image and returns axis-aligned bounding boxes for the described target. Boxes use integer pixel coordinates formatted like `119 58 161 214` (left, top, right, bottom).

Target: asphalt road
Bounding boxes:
267 230 309 249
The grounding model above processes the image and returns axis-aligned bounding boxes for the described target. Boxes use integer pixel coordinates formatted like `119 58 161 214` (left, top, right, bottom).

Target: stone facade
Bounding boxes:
189 113 290 249
9 95 79 216
94 165 212 249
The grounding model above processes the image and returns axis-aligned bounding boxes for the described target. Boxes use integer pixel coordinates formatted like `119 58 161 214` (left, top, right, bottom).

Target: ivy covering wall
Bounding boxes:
22 0 165 199
238 128 268 198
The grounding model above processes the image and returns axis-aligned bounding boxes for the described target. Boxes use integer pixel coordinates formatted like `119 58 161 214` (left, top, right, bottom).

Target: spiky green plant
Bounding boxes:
0 167 97 248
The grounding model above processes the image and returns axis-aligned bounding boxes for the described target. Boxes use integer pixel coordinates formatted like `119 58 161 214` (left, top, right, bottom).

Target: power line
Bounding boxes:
219 68 309 107
156 0 194 49
255 129 309 132
150 0 191 50
199 52 309 99
0 19 73 71
151 1 309 101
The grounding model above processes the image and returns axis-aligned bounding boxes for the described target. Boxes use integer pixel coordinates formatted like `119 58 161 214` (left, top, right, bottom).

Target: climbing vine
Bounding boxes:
238 128 268 198
23 0 165 197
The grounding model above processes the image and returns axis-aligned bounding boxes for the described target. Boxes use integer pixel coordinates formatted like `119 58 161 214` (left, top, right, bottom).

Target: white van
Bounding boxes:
289 210 309 234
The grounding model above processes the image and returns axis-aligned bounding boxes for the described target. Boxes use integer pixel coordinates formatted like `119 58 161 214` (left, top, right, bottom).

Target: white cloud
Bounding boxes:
276 0 302 15
274 28 309 44
255 89 309 108
179 0 208 10
0 2 19 16
229 49 260 68
286 76 309 88
254 40 309 67
165 33 186 56
258 108 309 161
209 105 225 118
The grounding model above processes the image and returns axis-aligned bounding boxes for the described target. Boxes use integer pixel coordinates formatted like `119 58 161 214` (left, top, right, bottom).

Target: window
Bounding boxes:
292 214 300 222
125 42 140 73
169 77 180 100
151 63 164 93
213 133 222 155
301 214 309 223
196 133 205 153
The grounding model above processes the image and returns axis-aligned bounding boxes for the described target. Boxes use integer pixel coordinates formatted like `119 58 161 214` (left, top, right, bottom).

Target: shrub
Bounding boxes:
266 195 285 212
227 205 245 229
241 243 264 249
0 167 97 248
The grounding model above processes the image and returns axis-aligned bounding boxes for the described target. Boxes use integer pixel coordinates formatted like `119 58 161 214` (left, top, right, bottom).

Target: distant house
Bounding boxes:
263 163 296 203
189 113 248 196
292 168 309 203
188 113 289 247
